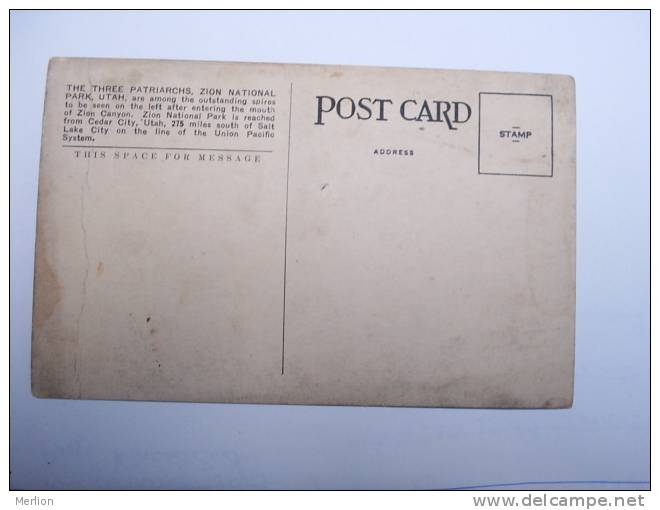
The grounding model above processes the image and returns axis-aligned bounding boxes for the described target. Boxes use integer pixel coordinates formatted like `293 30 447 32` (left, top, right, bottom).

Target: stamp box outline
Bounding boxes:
477 91 554 178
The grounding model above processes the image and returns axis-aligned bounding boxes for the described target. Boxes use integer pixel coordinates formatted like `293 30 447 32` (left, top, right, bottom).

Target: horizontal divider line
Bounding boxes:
62 145 272 153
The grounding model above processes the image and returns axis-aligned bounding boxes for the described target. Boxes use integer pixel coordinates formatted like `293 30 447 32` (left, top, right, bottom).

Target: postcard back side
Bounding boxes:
32 58 575 407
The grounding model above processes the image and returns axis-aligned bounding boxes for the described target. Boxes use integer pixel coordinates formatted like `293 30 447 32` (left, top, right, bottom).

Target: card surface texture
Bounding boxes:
32 58 576 407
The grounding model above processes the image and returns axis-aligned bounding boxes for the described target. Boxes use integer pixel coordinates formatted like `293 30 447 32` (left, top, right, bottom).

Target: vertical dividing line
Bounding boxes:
282 82 293 375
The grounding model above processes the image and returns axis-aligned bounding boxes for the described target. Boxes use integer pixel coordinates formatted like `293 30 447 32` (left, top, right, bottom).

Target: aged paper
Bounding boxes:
32 58 575 407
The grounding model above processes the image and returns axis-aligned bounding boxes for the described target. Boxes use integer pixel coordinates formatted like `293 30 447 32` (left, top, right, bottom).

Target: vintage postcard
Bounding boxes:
32 58 575 407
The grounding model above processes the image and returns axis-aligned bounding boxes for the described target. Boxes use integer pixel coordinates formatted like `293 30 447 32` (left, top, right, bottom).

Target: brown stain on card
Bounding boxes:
96 261 104 277
32 222 62 333
32 234 81 398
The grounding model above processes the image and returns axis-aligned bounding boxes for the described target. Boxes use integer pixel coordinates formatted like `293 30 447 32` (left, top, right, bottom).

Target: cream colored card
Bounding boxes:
32 58 575 408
